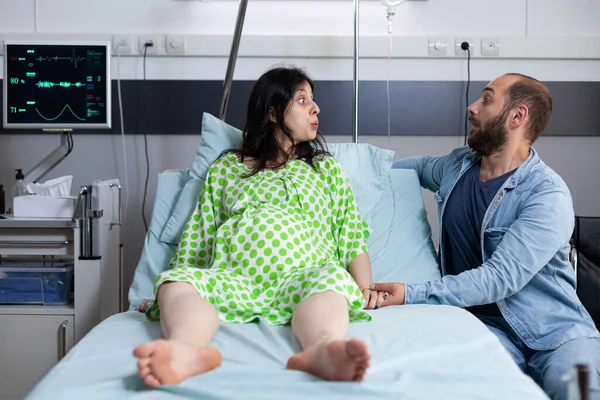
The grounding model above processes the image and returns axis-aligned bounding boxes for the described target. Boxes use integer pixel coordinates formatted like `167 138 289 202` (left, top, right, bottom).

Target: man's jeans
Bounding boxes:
478 315 600 400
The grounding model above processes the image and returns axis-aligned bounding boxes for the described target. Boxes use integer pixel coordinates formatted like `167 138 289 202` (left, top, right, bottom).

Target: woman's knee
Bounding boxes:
157 281 197 299
311 290 346 302
297 291 348 312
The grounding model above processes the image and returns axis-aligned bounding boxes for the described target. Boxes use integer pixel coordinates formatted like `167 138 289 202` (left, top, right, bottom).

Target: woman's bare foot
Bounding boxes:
133 339 222 388
285 339 370 382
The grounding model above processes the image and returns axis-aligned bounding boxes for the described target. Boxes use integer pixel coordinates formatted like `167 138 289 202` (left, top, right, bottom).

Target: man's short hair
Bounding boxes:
503 73 552 143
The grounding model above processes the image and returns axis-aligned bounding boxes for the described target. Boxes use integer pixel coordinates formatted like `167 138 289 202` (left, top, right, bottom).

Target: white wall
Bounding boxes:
1 0 600 309
4 0 599 36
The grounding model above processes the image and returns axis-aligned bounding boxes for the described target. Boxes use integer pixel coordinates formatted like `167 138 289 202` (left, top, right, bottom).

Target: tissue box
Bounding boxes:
13 195 77 219
26 175 73 197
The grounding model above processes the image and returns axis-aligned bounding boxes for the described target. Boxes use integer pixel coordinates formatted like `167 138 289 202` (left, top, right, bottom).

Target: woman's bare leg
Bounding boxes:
133 282 222 388
286 291 370 381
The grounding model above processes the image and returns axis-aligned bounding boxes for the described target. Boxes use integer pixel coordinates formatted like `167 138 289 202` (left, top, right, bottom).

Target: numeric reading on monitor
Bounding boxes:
5 44 108 126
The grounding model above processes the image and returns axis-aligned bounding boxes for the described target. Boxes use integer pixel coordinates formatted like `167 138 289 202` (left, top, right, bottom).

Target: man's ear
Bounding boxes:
511 104 529 129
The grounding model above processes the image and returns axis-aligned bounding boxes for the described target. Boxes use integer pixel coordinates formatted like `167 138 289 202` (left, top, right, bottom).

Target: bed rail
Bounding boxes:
218 0 361 144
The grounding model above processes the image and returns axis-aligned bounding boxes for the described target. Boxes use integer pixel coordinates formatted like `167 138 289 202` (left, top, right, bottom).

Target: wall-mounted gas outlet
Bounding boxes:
481 38 500 57
455 37 475 56
139 36 160 55
112 35 134 55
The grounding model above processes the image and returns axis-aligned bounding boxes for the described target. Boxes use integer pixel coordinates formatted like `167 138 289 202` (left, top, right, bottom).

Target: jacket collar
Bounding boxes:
461 146 541 190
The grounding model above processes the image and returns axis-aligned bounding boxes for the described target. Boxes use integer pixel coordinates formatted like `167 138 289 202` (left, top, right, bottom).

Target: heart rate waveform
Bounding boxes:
35 104 86 121
36 81 86 88
34 49 87 68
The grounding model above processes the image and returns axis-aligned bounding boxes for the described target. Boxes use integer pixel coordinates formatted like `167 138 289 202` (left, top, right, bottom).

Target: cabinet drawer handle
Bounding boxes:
109 183 123 228
59 320 68 361
0 240 72 248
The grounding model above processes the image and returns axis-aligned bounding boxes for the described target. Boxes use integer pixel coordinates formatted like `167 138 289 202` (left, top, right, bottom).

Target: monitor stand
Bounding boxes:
23 129 73 186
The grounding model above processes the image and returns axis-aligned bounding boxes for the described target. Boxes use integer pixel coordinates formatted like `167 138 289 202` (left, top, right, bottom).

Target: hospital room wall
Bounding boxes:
1 0 600 310
2 0 600 36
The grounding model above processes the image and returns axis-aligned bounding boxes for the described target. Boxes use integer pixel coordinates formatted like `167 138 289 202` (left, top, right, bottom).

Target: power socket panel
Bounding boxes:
113 35 134 55
428 37 448 56
139 36 160 55
165 35 186 54
481 38 500 57
455 37 475 56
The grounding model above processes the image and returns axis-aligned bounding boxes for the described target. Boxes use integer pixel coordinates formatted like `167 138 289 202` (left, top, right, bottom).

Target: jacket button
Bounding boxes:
504 311 509 315
523 335 529 339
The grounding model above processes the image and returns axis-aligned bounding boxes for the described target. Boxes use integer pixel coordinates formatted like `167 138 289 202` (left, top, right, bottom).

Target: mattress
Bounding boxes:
26 305 549 400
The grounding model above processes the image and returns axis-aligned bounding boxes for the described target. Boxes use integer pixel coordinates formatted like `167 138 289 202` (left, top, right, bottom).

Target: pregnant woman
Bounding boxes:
134 66 383 388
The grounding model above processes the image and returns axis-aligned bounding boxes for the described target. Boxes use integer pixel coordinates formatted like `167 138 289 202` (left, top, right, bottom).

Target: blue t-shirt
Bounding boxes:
442 161 516 317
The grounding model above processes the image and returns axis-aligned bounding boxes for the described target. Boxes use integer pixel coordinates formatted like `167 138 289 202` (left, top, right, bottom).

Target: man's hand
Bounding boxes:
369 283 406 307
135 299 152 312
359 285 387 310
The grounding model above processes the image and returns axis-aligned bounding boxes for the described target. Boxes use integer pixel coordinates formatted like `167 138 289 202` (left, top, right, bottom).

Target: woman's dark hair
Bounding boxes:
223 66 330 177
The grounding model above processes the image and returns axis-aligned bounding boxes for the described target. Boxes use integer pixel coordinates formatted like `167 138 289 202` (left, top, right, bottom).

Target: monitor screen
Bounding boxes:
3 40 111 129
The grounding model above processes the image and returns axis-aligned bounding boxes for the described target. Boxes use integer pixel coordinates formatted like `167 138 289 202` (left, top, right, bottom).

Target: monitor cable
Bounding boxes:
115 39 130 225
140 42 152 232
462 42 471 146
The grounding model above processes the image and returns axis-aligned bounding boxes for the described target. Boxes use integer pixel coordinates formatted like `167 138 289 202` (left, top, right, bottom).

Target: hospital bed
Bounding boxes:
23 2 553 398
24 112 550 400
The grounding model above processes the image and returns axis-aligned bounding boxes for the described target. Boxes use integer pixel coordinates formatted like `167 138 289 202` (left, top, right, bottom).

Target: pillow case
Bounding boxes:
366 168 441 284
190 112 243 180
128 170 189 309
325 142 394 226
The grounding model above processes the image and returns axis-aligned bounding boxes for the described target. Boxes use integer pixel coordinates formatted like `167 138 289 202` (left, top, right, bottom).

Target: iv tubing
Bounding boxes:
387 33 392 139
352 0 360 143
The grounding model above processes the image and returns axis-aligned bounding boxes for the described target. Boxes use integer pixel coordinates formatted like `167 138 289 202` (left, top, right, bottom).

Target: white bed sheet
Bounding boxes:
27 305 549 400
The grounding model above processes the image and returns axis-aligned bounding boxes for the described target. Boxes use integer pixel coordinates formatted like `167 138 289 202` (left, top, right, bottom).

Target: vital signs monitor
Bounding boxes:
2 40 111 129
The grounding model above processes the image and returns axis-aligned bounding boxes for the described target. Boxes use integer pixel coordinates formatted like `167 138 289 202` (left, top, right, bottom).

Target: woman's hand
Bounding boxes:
359 285 389 310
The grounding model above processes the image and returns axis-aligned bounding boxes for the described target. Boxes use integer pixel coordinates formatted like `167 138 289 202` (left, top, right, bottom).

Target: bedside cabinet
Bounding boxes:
0 178 122 400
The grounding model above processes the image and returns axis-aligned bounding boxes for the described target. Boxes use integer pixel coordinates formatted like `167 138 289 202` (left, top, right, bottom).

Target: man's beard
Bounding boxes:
467 108 510 156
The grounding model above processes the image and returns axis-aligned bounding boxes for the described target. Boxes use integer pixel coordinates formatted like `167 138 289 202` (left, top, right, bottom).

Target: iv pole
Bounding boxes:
352 0 360 144
219 0 360 145
219 0 249 121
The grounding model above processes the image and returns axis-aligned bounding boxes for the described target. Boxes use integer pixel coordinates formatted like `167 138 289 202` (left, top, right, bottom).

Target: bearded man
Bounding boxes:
369 73 600 400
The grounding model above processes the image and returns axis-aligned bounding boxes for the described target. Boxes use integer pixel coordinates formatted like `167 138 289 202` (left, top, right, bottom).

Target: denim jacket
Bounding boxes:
393 146 599 350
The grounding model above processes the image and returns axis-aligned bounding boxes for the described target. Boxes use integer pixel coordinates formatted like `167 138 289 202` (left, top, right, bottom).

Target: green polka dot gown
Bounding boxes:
146 153 371 324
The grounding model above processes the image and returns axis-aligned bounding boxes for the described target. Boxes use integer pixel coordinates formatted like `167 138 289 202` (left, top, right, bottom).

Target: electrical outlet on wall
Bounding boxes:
428 37 448 56
165 35 186 54
455 37 475 56
481 38 500 57
113 36 134 55
139 36 161 55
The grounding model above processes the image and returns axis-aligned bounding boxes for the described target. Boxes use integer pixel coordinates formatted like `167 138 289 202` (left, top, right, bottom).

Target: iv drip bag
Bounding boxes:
380 0 404 34
380 0 404 6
